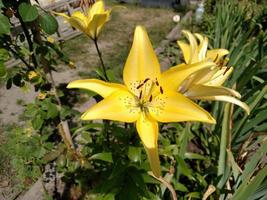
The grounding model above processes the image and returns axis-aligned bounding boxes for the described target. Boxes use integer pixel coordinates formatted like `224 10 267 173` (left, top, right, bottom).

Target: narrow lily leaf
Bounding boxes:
232 165 267 200
227 149 242 181
241 141 267 182
217 103 231 188
184 152 207 160
89 152 113 163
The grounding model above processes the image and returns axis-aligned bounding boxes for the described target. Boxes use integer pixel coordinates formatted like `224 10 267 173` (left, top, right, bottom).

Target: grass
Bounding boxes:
62 4 176 79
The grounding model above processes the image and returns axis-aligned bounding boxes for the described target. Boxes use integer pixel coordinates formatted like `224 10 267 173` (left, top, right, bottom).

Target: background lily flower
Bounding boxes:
55 0 110 40
67 26 216 177
173 30 250 114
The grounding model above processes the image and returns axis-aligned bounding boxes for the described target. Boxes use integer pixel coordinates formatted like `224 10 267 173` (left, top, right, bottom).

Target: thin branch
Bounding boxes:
93 38 109 81
148 172 177 200
17 15 38 68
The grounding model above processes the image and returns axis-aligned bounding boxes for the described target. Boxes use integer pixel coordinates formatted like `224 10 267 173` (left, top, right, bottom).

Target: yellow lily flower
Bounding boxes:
173 30 250 114
55 0 110 40
67 26 216 177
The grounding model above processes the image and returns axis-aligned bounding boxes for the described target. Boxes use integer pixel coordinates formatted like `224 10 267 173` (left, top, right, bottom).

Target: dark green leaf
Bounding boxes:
6 78 12 89
32 114 44 130
0 0 4 9
0 62 6 77
90 152 113 163
18 3 38 22
0 14 11 35
39 13 58 35
128 146 141 162
47 102 58 119
13 74 22 86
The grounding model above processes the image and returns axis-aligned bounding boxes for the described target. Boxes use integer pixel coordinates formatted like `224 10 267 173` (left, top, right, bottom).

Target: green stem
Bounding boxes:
217 103 232 188
148 172 177 200
93 39 109 81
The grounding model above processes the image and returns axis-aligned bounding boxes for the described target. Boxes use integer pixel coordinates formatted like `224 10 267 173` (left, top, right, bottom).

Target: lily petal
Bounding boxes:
177 41 191 63
162 61 215 91
206 49 229 62
185 85 241 98
198 36 208 61
67 79 126 98
53 12 70 20
206 67 233 86
69 11 88 31
149 91 216 124
81 90 140 122
191 95 250 114
181 30 198 63
87 13 110 39
88 0 105 19
123 26 161 95
136 114 161 177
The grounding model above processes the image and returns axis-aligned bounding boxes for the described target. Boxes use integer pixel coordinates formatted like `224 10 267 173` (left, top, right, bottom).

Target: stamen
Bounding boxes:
139 90 143 99
149 95 153 102
214 54 219 63
155 78 159 86
223 67 230 75
137 83 144 89
144 78 150 83
160 86 164 94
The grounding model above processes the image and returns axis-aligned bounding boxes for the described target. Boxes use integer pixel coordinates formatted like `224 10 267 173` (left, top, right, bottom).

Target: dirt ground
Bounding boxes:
0 5 176 124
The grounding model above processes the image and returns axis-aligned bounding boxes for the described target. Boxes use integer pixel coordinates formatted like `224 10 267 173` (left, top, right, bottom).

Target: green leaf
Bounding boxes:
232 166 267 200
173 182 188 192
18 3 38 22
128 146 141 162
46 102 58 119
90 152 113 163
184 152 207 160
81 132 92 143
39 13 58 35
0 1 4 9
32 114 44 130
0 62 6 77
0 14 11 35
175 155 195 180
24 104 39 118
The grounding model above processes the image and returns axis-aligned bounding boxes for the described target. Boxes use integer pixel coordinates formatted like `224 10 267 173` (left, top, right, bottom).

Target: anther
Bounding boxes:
155 78 159 86
214 54 219 62
137 83 144 89
144 78 150 83
223 67 230 75
149 95 153 102
160 86 164 94
139 90 143 99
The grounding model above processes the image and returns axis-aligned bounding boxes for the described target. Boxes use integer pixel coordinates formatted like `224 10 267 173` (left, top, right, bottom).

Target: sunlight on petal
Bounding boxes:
136 114 161 177
123 26 161 95
162 61 215 91
67 79 127 98
81 90 140 122
192 95 250 114
149 91 216 124
185 85 241 99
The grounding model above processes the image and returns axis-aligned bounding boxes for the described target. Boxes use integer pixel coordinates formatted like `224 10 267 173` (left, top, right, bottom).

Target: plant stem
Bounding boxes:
48 71 75 149
217 103 232 189
17 15 38 68
148 172 177 200
92 38 110 147
93 38 109 81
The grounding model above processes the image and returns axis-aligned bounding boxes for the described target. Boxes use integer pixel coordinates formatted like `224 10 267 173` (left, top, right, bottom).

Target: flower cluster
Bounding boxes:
61 1 249 177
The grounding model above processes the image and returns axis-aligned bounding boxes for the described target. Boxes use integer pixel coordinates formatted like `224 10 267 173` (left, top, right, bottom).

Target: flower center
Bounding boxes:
135 78 164 112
